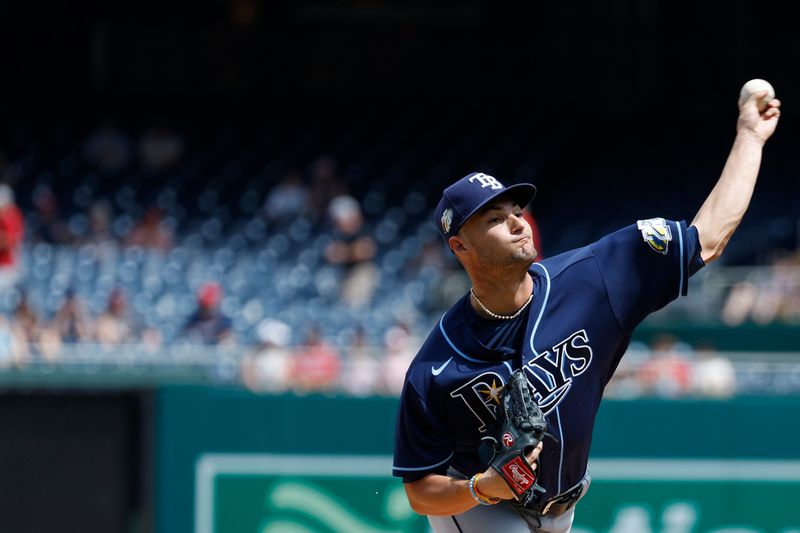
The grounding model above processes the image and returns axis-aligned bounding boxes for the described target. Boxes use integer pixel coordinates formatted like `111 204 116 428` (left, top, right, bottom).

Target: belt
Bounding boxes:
531 475 591 516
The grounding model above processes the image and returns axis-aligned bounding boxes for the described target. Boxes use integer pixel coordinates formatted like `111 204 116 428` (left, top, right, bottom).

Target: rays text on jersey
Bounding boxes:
449 330 593 431
525 329 593 413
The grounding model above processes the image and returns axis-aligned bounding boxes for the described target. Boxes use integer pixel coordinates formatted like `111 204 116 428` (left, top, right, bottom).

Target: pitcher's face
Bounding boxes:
452 199 537 267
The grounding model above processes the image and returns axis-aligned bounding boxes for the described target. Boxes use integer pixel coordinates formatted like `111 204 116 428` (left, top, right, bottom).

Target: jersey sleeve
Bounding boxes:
392 381 454 482
591 218 704 331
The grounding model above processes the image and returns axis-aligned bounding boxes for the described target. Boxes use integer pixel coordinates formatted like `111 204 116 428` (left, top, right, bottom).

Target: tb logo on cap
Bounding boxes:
469 173 503 190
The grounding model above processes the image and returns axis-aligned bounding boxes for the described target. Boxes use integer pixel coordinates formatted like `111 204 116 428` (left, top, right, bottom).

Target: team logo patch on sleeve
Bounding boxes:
441 208 453 234
637 217 672 255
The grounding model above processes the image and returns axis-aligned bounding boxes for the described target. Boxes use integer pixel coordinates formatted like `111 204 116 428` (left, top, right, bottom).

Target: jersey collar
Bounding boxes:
439 268 545 364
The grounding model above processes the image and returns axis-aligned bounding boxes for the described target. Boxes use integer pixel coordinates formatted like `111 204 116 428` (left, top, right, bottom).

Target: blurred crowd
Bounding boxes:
0 121 425 396
240 319 419 397
0 121 798 397
722 250 800 326
606 335 737 399
0 277 423 397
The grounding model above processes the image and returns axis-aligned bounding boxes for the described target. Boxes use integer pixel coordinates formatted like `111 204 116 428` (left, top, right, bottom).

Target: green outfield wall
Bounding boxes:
155 388 800 533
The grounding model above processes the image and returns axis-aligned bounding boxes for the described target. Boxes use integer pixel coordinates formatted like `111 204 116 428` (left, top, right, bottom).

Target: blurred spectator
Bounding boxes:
722 281 758 326
11 291 55 358
138 126 185 172
94 288 136 346
83 200 118 250
723 251 800 326
309 156 347 217
18 291 61 361
340 326 380 397
140 326 164 353
0 184 24 288
31 185 72 245
324 195 378 307
181 282 234 345
407 238 448 275
692 345 736 398
83 120 132 175
0 315 27 368
263 171 310 224
405 237 464 311
37 326 63 362
637 335 694 398
13 291 39 342
125 206 174 251
290 327 341 393
604 341 651 399
378 321 419 396
52 289 92 344
241 318 292 393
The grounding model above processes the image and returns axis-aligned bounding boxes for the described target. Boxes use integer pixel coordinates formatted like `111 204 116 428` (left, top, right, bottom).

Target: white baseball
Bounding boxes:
738 79 775 112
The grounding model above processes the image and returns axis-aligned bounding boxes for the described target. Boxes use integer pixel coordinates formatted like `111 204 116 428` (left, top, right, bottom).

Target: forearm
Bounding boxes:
404 474 479 516
691 132 764 263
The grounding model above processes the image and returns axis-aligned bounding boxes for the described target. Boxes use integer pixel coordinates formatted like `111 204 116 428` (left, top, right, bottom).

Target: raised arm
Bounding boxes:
691 88 781 263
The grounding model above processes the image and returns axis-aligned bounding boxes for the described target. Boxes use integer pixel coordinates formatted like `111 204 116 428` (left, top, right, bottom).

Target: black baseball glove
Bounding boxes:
478 369 553 506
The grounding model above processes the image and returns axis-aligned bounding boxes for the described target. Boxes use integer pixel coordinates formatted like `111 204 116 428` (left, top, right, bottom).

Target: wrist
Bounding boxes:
469 474 501 506
735 128 766 148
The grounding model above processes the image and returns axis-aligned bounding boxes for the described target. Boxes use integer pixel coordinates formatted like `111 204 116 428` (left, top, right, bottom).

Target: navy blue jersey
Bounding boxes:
393 218 704 500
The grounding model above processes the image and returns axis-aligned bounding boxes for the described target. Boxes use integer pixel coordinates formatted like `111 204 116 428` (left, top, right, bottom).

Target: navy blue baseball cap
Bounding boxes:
434 172 537 243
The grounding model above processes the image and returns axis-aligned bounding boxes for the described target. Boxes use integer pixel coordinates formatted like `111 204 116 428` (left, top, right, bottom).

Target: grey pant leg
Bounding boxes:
427 502 533 533
536 508 575 533
427 503 575 533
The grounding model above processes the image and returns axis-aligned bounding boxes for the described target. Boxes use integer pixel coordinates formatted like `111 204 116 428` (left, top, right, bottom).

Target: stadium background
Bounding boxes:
0 1 799 532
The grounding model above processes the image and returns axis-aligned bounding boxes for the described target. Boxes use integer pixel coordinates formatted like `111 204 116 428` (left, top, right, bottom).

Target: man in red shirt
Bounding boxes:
0 184 24 289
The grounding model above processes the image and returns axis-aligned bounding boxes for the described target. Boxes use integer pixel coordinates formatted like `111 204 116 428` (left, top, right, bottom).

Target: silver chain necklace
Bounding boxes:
470 288 533 320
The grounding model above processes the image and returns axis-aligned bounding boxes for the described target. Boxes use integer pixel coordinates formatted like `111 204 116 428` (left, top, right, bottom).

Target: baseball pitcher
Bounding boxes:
392 87 781 532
